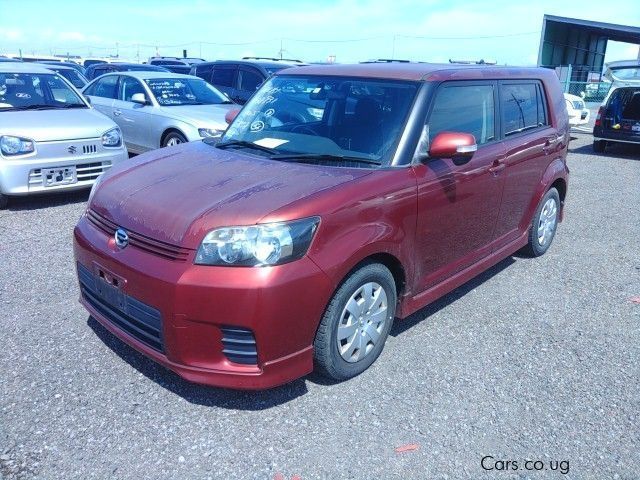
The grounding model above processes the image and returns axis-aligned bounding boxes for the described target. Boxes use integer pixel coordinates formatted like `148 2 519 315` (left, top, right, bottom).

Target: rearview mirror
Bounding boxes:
225 107 240 124
427 131 477 163
131 93 148 105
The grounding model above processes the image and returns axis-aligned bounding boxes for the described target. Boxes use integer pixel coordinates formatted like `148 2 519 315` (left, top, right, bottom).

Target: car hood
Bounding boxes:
0 108 118 142
91 141 371 248
157 104 234 129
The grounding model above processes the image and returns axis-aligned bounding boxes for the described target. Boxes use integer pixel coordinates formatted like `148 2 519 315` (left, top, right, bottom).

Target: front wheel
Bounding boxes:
314 263 397 381
522 187 560 257
162 131 187 147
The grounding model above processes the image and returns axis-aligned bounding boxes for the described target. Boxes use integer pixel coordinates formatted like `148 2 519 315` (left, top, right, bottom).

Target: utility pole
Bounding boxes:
391 35 396 60
136 44 140 64
116 42 119 58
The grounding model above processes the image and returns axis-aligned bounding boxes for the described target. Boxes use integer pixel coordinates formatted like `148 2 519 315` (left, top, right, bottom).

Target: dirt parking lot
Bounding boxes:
1 125 639 479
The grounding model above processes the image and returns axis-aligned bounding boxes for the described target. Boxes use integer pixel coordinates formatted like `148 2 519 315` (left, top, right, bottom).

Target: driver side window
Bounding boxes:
120 76 145 102
428 83 496 145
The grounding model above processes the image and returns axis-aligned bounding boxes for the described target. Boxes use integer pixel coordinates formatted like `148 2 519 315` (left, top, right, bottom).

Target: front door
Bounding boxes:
113 75 151 152
84 74 118 119
413 81 506 292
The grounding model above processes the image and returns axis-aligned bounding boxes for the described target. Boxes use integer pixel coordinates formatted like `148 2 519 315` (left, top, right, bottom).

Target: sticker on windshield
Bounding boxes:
253 138 289 149
250 120 265 132
264 108 275 117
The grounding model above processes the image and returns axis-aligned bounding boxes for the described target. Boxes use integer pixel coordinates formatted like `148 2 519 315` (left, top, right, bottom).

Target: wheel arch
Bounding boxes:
160 127 188 147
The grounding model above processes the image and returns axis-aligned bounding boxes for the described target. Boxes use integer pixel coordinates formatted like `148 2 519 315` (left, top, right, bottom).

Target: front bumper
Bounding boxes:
73 214 335 390
0 140 128 195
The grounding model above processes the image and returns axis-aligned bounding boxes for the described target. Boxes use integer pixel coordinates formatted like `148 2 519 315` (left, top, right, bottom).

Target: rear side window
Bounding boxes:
428 84 495 145
239 69 263 92
86 75 118 99
501 83 548 136
211 67 236 88
194 64 213 81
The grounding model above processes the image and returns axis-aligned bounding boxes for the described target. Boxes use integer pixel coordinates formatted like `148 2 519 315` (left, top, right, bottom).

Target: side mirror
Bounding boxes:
225 107 240 124
83 95 91 105
131 93 148 105
428 131 477 163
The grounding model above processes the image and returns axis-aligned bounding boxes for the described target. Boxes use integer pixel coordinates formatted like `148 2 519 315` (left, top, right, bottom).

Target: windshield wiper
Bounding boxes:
215 140 278 155
270 153 382 166
1 104 55 111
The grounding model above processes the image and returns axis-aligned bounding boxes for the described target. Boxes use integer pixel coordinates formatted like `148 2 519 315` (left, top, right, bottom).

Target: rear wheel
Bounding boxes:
162 131 187 147
522 187 560 257
0 193 7 210
314 263 396 381
593 140 606 153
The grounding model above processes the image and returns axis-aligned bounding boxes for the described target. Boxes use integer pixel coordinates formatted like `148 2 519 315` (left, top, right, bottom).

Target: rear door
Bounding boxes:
210 65 238 101
413 81 506 292
492 81 556 246
84 74 119 119
237 67 264 104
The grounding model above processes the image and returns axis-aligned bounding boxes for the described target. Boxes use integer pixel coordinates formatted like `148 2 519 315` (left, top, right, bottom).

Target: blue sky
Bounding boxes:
1 0 639 65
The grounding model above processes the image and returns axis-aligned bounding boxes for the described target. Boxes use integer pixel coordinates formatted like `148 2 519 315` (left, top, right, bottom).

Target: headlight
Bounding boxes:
195 217 320 267
198 128 225 138
0 135 35 156
102 128 122 147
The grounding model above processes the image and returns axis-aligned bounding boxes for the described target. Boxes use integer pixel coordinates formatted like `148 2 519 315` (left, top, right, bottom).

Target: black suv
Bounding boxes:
84 63 170 80
189 58 304 104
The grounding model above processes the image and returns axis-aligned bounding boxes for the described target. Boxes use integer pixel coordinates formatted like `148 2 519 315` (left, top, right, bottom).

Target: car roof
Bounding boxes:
277 62 556 82
34 63 76 71
199 59 295 70
0 62 56 74
102 71 198 80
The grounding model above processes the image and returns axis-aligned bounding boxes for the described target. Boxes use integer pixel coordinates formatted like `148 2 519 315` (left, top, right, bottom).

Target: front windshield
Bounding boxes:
144 77 229 106
0 72 86 111
55 69 88 89
220 75 418 165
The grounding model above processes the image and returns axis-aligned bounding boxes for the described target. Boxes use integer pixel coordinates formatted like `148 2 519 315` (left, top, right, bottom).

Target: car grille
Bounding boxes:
221 327 258 365
78 263 164 352
29 161 112 188
83 145 98 154
87 209 191 262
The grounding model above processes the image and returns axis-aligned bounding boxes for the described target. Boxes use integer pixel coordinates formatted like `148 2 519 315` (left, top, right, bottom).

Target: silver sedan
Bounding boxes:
82 71 235 153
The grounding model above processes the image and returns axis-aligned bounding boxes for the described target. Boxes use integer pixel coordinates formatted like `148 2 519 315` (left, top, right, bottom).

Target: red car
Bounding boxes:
74 63 569 389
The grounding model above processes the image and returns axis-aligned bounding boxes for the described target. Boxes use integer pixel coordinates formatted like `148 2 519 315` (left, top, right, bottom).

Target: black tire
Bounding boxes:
0 193 8 210
521 187 560 257
593 140 606 153
314 262 397 381
162 131 187 148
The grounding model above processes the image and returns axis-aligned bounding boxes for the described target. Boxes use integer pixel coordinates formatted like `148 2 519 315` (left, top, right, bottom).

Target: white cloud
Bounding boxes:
0 27 23 41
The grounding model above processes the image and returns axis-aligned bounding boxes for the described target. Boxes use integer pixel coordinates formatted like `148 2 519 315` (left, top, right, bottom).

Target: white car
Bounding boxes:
564 93 590 127
0 63 127 209
82 71 235 153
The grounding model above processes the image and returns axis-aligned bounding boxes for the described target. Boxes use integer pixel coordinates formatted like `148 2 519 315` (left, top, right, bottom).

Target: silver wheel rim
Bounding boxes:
166 136 182 146
537 197 558 246
336 282 388 363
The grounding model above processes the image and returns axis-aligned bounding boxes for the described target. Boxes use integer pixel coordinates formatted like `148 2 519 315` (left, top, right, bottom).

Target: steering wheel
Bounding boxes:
291 124 319 136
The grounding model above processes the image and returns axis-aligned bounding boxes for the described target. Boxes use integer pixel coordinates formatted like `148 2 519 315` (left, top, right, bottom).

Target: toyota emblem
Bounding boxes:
114 228 129 249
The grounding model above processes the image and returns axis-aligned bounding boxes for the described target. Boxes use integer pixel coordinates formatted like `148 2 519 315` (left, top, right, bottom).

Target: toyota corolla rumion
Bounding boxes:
74 63 569 389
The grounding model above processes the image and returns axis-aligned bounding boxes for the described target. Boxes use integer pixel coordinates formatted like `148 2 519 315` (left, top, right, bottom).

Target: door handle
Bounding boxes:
488 162 506 174
113 109 122 116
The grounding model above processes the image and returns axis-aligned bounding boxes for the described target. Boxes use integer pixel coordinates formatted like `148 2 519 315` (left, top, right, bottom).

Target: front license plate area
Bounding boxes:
95 275 126 313
42 166 77 187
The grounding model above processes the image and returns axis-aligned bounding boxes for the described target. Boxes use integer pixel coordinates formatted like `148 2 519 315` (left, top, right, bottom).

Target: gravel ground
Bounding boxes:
1 125 639 480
